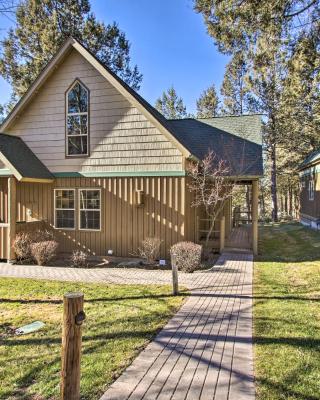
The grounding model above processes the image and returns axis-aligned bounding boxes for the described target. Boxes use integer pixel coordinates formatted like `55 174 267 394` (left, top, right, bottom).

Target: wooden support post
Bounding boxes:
252 180 259 256
7 177 16 263
61 292 85 400
171 253 179 296
219 216 225 253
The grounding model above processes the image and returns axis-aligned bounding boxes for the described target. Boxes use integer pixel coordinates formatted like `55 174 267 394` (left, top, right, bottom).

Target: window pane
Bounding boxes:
56 210 75 229
80 210 100 230
80 190 100 209
68 136 88 155
68 82 88 113
67 115 87 136
55 190 74 209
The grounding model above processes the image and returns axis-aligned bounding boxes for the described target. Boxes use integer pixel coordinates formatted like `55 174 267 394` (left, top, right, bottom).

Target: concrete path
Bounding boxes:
0 252 255 399
101 252 255 400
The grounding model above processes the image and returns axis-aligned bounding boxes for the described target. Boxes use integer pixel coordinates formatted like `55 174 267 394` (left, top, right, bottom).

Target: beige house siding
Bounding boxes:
15 177 186 257
7 49 184 174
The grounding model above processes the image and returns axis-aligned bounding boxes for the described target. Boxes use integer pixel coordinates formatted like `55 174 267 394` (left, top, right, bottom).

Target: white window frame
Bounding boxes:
309 180 315 201
78 189 101 231
66 80 89 157
54 188 76 230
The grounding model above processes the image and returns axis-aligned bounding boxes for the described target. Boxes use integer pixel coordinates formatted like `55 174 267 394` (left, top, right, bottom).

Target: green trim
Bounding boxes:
53 171 186 178
299 165 320 177
0 168 11 176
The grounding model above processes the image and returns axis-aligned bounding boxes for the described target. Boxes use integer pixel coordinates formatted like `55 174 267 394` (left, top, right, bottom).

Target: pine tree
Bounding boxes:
196 84 219 118
220 53 255 115
0 0 142 103
155 86 187 119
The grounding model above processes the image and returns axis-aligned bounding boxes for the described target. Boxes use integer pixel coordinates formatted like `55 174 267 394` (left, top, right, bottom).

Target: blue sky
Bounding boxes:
0 0 229 114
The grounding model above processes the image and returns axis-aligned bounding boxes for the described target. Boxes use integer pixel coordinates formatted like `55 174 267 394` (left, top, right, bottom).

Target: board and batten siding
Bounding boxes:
0 178 8 259
15 177 186 257
7 48 184 174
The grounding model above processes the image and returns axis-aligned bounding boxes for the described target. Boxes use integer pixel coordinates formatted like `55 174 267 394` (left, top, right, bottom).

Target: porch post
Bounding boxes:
219 216 225 253
7 177 16 262
252 179 259 256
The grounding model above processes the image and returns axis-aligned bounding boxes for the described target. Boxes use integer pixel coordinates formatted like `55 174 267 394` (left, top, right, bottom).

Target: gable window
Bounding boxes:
66 80 89 156
309 180 314 201
79 189 101 230
54 189 75 229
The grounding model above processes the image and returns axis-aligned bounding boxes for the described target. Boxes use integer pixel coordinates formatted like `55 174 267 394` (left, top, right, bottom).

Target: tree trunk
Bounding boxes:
270 144 278 222
289 185 293 217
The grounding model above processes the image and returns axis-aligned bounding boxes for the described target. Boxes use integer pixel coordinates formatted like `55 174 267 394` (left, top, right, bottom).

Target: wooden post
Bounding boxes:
7 177 16 263
171 253 179 296
219 216 225 253
252 180 259 256
61 292 85 400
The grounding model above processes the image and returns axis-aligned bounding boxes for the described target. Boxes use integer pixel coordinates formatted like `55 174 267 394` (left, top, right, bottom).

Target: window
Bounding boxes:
79 189 101 230
66 80 89 156
54 189 75 229
309 180 315 201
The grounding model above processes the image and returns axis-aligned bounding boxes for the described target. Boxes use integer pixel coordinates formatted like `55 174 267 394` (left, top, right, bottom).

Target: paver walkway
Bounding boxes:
0 252 255 399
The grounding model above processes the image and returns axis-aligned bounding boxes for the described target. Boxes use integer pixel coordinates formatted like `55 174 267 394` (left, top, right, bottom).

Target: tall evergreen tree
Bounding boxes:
196 84 219 118
155 86 187 119
0 0 142 104
220 52 254 115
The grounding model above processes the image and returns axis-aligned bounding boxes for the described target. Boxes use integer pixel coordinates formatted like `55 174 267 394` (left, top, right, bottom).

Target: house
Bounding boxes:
0 37 263 262
298 150 320 229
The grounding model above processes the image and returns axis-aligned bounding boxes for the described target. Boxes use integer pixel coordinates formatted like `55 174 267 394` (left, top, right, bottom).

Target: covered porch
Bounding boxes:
194 179 259 255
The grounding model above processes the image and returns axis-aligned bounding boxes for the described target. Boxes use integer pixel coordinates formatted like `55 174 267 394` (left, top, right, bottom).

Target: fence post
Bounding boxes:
61 292 86 400
220 216 225 253
171 253 179 296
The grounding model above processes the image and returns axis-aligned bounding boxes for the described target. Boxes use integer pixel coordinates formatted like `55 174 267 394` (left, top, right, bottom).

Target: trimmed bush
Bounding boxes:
13 232 33 261
170 241 202 273
137 237 162 264
31 229 54 242
70 250 88 268
30 240 58 266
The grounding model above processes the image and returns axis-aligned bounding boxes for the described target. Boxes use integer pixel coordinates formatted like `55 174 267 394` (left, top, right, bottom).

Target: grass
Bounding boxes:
0 278 186 400
254 222 320 400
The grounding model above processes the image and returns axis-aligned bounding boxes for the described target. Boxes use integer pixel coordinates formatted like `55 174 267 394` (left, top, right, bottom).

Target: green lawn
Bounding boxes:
0 279 185 400
254 222 320 400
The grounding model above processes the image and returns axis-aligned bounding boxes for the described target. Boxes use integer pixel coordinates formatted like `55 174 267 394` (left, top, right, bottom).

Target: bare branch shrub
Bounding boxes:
137 237 162 264
13 232 33 261
70 250 88 268
30 240 58 266
170 242 202 273
188 150 234 247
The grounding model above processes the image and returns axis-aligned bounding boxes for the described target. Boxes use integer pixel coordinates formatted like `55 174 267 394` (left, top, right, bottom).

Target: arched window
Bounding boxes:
66 80 89 156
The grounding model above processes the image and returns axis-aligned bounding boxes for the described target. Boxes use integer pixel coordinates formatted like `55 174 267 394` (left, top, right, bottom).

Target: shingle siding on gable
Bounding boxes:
7 49 183 174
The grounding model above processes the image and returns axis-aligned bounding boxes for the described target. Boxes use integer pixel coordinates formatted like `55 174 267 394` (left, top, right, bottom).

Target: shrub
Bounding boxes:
137 237 162 264
31 229 54 242
13 232 33 261
70 250 88 268
170 241 202 273
30 240 58 266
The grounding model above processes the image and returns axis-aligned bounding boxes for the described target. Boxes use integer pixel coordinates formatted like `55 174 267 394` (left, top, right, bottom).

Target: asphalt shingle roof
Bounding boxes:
168 116 263 177
0 134 53 180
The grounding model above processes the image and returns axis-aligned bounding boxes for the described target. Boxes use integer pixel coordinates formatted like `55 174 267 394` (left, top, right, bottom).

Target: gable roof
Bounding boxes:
0 37 190 158
169 116 263 177
0 134 53 182
298 149 320 171
0 37 263 179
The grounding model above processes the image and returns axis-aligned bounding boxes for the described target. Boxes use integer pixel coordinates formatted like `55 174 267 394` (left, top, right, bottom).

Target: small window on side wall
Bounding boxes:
79 189 101 231
66 80 89 156
54 189 75 229
309 180 314 201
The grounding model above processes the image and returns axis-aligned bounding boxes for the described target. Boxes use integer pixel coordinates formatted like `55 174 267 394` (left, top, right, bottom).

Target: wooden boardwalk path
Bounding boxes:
101 252 255 400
